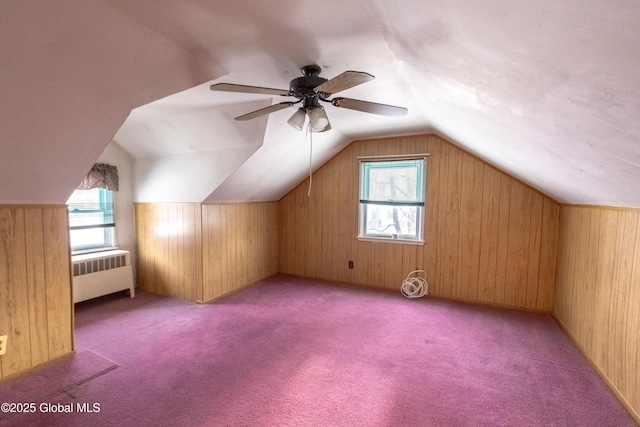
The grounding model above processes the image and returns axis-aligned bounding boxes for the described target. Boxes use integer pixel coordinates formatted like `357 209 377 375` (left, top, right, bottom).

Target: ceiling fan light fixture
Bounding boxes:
311 122 331 133
309 106 329 131
287 108 307 131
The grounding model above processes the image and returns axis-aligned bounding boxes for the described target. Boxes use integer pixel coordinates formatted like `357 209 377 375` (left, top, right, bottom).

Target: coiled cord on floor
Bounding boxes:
401 270 428 298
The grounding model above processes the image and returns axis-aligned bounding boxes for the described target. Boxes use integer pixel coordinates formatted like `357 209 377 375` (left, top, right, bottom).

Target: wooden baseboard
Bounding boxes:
279 273 552 314
196 273 280 304
552 314 640 425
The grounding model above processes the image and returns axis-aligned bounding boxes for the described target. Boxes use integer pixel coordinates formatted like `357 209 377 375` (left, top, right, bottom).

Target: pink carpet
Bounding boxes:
0 350 117 423
0 274 635 426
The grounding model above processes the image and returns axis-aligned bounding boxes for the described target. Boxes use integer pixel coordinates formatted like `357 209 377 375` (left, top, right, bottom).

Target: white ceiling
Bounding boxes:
3 0 640 205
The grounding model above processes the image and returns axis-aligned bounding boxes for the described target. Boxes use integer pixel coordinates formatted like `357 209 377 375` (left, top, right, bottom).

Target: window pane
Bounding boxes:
69 227 113 248
67 188 102 210
68 188 114 228
364 204 419 238
67 188 115 251
362 160 423 203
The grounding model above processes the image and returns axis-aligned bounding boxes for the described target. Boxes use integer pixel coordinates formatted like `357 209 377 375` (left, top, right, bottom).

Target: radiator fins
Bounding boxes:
73 255 126 277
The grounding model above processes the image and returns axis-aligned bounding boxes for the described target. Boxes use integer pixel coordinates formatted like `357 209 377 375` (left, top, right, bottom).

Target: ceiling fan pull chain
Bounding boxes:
307 122 313 197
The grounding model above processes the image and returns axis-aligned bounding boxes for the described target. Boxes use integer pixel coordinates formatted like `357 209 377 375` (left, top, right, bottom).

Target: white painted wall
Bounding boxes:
95 142 136 269
0 0 221 204
4 0 640 207
133 146 260 203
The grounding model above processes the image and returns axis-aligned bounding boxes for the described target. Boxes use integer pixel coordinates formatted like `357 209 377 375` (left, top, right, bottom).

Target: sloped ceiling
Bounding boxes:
2 0 640 206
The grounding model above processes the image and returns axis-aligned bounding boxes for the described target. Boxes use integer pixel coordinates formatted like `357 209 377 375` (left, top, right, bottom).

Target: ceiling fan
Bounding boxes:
210 65 408 132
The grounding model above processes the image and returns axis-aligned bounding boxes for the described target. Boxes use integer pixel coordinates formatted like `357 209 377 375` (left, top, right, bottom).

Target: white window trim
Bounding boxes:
67 188 118 255
357 236 425 245
357 154 428 245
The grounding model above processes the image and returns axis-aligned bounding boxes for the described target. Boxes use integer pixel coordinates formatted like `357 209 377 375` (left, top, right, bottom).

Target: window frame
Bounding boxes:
357 155 427 244
67 188 116 254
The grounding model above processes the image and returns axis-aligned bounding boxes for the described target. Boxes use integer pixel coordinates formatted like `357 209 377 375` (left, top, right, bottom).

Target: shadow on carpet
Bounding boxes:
0 350 117 422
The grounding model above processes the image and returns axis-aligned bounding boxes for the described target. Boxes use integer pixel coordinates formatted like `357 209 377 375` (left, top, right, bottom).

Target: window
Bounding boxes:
359 157 425 242
67 188 116 253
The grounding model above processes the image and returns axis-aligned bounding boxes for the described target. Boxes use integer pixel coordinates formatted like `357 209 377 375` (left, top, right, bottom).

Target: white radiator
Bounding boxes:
72 249 135 303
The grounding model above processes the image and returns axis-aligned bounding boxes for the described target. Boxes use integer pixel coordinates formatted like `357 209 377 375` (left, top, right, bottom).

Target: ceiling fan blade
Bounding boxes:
314 71 374 95
235 102 295 121
331 97 408 116
210 83 291 97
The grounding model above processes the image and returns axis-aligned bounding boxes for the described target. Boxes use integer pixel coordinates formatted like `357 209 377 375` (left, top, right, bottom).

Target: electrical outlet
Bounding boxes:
348 260 354 269
0 335 7 356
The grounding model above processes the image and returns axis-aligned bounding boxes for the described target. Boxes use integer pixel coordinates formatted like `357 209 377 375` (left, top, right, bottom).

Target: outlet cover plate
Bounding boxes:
0 335 7 356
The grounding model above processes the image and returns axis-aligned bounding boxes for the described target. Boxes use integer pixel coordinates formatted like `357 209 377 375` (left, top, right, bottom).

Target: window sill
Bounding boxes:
357 236 425 246
71 248 127 263
71 246 119 256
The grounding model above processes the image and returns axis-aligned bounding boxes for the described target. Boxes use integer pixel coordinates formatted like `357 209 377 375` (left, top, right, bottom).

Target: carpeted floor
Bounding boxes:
0 274 635 426
0 350 117 421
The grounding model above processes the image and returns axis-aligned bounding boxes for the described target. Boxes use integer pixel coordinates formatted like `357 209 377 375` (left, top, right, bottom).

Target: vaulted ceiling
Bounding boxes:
2 0 640 206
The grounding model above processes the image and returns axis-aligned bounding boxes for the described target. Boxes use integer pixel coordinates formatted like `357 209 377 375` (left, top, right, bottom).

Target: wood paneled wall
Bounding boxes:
0 206 72 380
135 202 278 303
201 203 279 301
135 203 203 301
555 205 640 422
279 134 559 311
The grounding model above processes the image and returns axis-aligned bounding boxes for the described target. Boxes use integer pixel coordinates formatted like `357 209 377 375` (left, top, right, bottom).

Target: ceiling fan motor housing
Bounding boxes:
290 65 328 107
